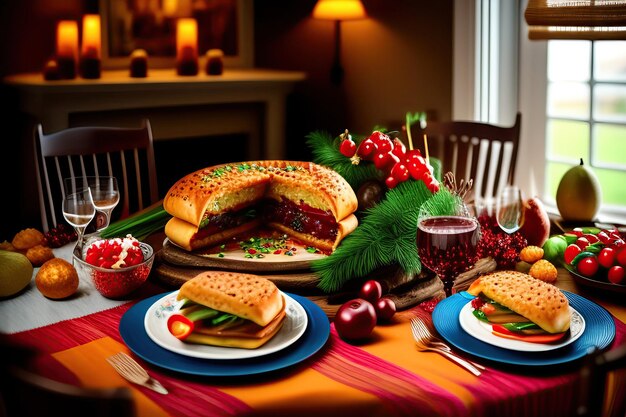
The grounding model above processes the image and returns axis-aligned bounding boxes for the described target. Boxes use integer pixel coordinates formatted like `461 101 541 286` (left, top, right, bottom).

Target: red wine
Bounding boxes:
417 216 480 296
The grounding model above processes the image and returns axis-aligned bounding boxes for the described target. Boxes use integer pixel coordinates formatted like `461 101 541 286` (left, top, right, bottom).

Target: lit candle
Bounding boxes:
163 0 178 17
129 49 148 78
205 49 224 75
80 14 101 79
176 18 198 76
56 20 78 79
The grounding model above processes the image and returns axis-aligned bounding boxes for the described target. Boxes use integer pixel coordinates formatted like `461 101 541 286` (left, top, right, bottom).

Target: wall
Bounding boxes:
254 0 453 160
0 0 453 239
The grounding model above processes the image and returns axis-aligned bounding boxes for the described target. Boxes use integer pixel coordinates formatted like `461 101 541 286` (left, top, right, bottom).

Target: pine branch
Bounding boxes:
313 181 459 293
305 131 381 190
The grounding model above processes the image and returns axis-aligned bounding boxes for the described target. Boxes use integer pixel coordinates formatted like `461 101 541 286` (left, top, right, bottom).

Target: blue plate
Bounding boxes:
119 292 330 376
433 291 615 366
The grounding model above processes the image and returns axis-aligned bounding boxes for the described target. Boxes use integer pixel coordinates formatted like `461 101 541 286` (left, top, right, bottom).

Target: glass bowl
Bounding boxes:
73 240 154 298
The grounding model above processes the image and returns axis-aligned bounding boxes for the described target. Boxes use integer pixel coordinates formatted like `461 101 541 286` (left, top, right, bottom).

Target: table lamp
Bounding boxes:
313 0 366 84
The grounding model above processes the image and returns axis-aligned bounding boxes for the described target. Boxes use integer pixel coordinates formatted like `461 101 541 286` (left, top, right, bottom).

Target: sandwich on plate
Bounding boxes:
163 160 358 253
167 271 286 349
467 270 571 343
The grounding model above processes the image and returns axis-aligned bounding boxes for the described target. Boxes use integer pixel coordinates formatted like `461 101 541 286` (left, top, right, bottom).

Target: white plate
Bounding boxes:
144 291 308 360
458 301 585 352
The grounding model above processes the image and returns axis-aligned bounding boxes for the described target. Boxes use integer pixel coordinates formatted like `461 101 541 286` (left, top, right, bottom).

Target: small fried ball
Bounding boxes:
0 240 15 251
519 246 544 263
36 258 79 299
529 259 558 283
26 245 55 267
12 228 45 251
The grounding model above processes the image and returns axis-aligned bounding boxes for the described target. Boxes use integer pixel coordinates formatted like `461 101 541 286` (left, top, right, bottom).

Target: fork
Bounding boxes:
410 318 482 376
411 318 486 371
106 352 168 394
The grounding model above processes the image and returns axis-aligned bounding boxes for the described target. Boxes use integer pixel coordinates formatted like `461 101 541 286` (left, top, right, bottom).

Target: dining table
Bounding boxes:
1 230 625 417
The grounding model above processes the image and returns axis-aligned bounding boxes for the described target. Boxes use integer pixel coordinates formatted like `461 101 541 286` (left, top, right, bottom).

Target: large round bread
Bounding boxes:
467 270 570 334
177 271 283 327
163 160 358 228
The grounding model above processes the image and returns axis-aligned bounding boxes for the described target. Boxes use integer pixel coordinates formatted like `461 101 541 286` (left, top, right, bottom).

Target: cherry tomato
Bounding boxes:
608 266 625 285
374 298 396 322
577 256 599 277
334 299 377 340
564 244 582 265
612 239 625 250
617 247 626 267
597 247 616 269
359 280 382 304
575 237 590 251
597 231 612 244
583 234 599 244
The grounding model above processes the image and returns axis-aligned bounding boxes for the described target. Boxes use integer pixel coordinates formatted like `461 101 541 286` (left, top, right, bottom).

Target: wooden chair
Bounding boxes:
576 344 626 417
408 113 521 203
33 119 159 233
0 339 135 417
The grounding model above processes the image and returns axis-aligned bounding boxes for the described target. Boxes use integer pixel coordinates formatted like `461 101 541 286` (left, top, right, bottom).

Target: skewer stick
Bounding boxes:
423 133 430 165
405 115 414 151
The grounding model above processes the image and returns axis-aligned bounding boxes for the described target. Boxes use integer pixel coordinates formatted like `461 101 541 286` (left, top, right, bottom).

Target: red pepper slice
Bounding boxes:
492 324 566 344
167 314 194 340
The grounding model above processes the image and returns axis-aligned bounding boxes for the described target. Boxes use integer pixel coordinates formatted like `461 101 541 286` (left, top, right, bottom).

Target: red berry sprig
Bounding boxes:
339 129 357 158
343 130 440 193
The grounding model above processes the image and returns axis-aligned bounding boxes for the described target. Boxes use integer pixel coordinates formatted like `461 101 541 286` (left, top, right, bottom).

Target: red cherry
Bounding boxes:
369 131 390 144
407 160 427 180
385 176 399 189
339 139 357 157
391 138 407 159
426 179 440 193
357 138 378 159
373 152 399 170
359 280 382 303
374 298 396 322
334 299 377 341
390 162 409 182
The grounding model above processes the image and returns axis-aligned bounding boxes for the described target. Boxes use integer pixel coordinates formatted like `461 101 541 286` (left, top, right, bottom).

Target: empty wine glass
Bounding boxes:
417 202 481 297
65 176 120 231
62 188 96 257
496 185 525 234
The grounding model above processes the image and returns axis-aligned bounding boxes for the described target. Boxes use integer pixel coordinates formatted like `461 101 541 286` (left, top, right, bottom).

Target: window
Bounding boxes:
545 40 626 213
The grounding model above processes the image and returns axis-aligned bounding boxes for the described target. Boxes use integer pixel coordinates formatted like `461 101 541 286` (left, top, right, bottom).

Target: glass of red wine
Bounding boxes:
417 208 481 297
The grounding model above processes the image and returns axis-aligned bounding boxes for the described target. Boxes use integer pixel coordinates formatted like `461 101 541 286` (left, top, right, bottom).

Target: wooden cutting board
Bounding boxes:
160 239 324 272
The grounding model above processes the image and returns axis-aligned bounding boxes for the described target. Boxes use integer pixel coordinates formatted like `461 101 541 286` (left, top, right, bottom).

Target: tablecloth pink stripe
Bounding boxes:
312 324 468 417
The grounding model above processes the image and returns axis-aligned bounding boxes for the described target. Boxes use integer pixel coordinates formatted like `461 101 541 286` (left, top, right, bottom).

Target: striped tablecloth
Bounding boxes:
6 287 626 417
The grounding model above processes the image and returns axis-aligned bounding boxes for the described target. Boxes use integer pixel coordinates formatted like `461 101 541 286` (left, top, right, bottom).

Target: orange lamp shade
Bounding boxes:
81 14 101 59
56 20 79 60
312 0 366 20
176 18 198 61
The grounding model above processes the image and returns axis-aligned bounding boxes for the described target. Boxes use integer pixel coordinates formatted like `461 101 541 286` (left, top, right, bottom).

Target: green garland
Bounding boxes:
312 182 459 293
306 130 381 190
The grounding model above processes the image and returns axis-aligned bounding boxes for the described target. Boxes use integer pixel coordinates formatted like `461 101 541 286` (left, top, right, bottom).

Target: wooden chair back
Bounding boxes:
33 119 159 232
577 343 626 417
409 113 521 202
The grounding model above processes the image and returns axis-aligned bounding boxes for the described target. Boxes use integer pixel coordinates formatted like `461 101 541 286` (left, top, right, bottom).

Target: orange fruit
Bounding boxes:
36 258 79 299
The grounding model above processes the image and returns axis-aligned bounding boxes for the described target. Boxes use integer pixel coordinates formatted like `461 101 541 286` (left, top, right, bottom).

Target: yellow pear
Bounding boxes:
556 158 602 222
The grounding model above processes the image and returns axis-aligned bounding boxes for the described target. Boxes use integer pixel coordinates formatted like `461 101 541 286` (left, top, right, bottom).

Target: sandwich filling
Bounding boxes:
167 296 287 349
471 294 568 343
191 196 338 246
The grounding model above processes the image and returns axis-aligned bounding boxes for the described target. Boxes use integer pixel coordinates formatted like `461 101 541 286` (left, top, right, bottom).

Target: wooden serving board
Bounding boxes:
160 239 324 273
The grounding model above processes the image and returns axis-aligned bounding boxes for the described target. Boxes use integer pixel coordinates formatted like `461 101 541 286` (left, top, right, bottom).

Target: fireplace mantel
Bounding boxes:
5 68 306 159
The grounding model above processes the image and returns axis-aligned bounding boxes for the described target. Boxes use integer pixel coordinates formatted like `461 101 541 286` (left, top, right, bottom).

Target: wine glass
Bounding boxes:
496 185 525 234
65 176 120 231
417 206 481 297
62 188 96 257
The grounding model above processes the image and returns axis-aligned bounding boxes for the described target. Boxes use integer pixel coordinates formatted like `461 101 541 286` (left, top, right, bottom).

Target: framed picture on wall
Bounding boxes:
100 0 253 69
